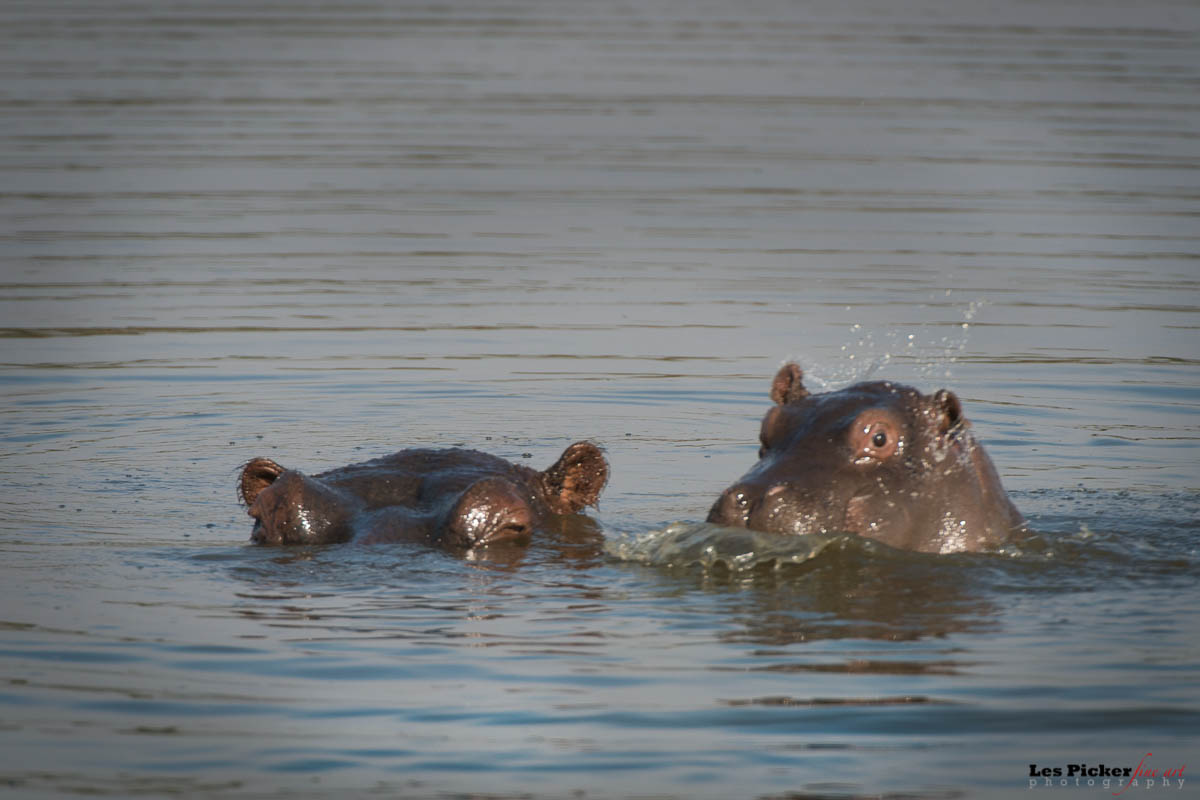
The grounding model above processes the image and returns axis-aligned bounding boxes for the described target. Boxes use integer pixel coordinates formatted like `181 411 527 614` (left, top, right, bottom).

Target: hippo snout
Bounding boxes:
708 483 754 527
709 480 848 536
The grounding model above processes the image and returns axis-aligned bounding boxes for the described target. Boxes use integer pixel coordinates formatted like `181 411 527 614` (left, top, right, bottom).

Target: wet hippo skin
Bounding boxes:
708 363 1023 553
239 442 608 549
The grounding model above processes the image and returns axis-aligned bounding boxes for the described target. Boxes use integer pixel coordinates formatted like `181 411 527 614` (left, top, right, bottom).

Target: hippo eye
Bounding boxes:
850 413 901 462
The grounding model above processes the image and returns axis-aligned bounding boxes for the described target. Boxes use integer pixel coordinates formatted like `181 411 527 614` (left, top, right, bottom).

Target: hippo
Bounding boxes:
238 442 608 550
708 363 1023 553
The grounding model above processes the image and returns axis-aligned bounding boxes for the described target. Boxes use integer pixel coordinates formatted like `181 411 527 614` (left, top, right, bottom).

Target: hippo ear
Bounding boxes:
239 457 285 506
770 362 810 405
933 390 964 435
541 441 609 513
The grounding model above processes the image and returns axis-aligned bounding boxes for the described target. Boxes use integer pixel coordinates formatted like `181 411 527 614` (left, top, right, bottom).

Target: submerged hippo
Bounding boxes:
238 442 608 550
708 363 1023 553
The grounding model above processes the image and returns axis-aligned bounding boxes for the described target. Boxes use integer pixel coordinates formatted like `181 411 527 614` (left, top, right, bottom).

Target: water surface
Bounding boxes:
1 1 1198 798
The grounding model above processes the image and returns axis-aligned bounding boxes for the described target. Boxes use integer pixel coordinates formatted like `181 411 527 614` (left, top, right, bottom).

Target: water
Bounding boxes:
1 0 1198 797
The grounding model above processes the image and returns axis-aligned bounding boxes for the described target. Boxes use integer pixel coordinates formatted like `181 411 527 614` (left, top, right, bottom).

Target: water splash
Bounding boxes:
791 296 988 390
604 522 848 571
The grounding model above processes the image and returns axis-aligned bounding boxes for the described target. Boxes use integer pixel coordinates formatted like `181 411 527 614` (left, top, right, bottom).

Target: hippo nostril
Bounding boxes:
709 485 754 526
764 484 788 499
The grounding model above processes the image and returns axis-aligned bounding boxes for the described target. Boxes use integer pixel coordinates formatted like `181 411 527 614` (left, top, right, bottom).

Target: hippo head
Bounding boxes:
238 441 609 550
708 363 1022 553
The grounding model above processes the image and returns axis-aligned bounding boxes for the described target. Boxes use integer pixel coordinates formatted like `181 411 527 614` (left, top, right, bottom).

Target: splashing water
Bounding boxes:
789 296 987 390
605 522 848 571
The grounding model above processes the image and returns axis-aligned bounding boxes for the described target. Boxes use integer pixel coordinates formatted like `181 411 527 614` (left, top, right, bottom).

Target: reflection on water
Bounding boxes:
1 0 1199 797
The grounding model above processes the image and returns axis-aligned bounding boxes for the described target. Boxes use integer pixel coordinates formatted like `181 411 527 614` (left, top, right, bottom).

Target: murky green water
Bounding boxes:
1 1 1198 798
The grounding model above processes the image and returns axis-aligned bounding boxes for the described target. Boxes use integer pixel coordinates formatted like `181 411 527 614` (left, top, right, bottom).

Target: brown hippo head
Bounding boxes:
239 441 608 550
708 363 1023 553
